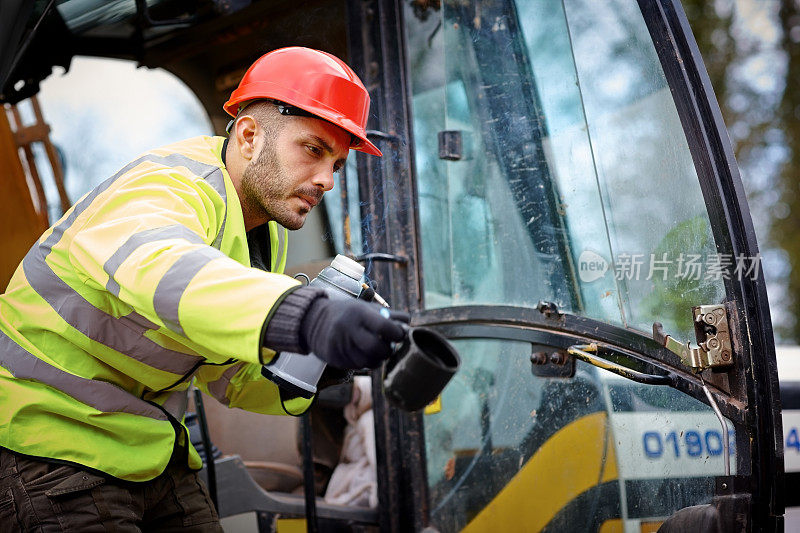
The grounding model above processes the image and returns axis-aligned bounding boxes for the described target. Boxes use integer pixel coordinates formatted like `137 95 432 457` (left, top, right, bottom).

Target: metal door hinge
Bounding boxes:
653 304 733 371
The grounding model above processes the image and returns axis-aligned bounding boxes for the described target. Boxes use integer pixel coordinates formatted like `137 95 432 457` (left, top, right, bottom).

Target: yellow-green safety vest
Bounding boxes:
0 135 313 482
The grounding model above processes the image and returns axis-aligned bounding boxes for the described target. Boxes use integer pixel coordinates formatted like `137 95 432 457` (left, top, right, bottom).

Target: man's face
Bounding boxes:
241 115 350 230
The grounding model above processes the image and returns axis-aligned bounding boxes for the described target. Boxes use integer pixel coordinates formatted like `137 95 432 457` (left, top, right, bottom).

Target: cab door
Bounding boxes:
345 0 782 531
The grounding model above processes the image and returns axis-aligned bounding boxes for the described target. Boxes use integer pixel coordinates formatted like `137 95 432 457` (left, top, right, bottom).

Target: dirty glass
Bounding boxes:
423 338 736 531
324 157 364 257
405 0 743 530
405 0 729 340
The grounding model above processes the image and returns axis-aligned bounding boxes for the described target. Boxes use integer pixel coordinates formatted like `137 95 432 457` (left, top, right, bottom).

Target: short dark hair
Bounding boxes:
231 100 288 138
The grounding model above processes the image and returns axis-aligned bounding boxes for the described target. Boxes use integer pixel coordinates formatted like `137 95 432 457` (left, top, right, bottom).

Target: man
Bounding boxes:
0 47 404 531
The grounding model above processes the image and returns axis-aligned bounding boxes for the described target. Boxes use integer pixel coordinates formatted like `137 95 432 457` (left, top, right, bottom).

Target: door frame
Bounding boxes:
347 0 783 529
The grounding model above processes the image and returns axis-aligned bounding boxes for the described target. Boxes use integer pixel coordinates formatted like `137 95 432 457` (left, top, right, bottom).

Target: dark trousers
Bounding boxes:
0 449 223 532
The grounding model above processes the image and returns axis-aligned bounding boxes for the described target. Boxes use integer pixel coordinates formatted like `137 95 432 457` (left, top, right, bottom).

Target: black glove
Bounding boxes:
300 298 409 369
356 279 379 302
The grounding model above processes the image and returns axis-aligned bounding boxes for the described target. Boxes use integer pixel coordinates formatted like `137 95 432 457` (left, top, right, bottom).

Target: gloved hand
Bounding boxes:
300 298 409 369
357 279 380 302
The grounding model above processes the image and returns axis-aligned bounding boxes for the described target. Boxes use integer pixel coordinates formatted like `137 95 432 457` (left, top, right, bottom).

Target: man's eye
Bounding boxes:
333 164 343 174
306 145 322 156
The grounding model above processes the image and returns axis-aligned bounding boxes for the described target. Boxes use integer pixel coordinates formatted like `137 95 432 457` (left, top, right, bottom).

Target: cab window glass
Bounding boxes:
423 338 736 531
407 1 742 529
407 0 726 339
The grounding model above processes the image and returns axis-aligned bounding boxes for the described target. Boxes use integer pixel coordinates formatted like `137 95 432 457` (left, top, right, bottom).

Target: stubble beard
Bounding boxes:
240 138 322 231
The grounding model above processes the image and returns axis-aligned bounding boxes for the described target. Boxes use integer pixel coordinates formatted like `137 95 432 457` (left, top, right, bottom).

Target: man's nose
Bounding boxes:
313 169 335 192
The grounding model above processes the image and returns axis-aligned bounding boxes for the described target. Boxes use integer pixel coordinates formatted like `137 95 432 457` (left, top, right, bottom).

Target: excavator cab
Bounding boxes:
1 0 784 531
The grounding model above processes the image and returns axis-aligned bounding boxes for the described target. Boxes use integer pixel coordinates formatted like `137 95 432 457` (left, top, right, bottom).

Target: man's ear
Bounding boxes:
235 115 259 161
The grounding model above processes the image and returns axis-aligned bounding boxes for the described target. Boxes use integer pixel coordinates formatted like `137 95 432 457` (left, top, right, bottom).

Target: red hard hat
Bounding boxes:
224 47 381 157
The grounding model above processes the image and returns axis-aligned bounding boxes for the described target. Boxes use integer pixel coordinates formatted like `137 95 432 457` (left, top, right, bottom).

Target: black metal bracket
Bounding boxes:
438 130 464 160
192 388 218 510
300 413 318 533
355 252 408 264
529 344 576 378
536 300 562 318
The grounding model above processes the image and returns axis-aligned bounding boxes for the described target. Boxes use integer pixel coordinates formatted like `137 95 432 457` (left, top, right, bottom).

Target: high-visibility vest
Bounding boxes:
0 136 313 482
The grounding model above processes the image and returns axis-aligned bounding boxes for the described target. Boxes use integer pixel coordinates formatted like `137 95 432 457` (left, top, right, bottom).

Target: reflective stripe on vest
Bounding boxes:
104 225 206 296
204 362 246 406
0 329 168 420
21 153 228 376
207 169 227 249
22 246 203 375
153 247 225 336
162 388 190 421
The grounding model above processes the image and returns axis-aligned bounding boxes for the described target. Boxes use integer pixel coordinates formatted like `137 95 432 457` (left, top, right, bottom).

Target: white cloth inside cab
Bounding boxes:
323 376 377 508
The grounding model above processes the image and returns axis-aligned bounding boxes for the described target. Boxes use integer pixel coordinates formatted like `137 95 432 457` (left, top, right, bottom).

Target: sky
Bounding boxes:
31 56 213 213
